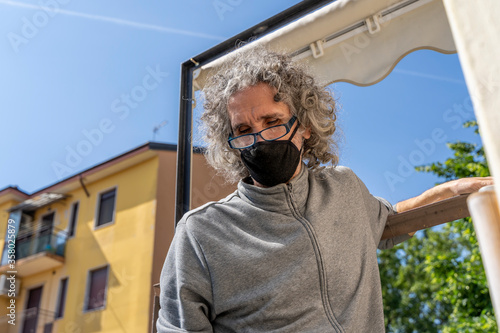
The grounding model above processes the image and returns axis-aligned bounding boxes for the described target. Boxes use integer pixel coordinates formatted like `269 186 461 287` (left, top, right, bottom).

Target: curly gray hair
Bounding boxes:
201 46 339 183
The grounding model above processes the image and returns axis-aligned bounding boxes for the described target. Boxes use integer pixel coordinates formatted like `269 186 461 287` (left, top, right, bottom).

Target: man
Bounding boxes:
157 47 493 332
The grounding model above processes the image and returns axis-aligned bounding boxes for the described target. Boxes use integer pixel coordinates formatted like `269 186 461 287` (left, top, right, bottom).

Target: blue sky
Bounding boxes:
0 0 482 206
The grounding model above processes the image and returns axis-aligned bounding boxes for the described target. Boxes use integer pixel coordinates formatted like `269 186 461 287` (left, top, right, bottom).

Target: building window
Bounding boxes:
85 266 109 311
68 202 79 237
55 278 68 319
37 212 55 254
96 188 116 227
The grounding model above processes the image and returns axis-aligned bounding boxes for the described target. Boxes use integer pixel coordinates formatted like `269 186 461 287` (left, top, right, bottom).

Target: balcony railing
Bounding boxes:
0 307 56 333
0 227 68 277
14 227 67 261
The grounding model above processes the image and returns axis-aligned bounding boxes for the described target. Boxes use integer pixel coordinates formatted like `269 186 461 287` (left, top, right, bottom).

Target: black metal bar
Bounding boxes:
175 61 194 225
175 0 336 224
189 0 335 66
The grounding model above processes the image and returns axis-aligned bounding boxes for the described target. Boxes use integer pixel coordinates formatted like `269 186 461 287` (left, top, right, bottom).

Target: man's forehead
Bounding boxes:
230 112 286 128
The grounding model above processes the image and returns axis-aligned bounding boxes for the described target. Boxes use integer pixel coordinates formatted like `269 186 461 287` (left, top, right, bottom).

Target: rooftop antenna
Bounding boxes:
153 120 168 141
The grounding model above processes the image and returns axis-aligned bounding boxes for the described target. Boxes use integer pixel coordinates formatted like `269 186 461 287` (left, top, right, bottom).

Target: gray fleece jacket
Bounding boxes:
157 165 409 332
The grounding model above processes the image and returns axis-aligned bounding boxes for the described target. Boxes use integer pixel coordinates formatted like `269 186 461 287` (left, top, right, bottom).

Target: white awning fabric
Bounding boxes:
193 0 456 90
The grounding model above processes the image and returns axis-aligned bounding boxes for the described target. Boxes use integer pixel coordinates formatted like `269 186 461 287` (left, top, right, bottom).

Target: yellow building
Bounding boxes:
0 142 235 333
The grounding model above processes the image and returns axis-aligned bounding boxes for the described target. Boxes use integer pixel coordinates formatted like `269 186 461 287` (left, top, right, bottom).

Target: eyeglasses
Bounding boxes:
228 116 297 149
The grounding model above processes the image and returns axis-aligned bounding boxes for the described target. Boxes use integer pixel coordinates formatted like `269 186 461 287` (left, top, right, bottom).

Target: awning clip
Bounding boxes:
309 40 324 59
365 14 382 34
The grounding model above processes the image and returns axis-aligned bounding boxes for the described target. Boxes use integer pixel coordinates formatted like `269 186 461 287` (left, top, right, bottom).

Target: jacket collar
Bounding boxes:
237 163 309 215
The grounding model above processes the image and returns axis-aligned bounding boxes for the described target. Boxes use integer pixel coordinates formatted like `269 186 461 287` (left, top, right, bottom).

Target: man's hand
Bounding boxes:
445 177 494 197
395 176 494 214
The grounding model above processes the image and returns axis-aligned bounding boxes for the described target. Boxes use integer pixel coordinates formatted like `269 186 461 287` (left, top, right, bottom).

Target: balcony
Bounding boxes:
0 307 56 333
0 227 68 277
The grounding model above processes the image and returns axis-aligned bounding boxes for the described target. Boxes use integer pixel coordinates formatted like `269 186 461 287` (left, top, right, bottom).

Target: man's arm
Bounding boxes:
395 177 494 213
157 222 214 332
394 177 493 237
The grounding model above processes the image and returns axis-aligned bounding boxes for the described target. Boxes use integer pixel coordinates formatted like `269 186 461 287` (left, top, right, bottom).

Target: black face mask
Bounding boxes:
241 125 301 187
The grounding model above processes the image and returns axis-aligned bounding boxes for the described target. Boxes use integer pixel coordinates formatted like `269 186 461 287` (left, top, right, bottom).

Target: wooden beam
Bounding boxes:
381 193 471 240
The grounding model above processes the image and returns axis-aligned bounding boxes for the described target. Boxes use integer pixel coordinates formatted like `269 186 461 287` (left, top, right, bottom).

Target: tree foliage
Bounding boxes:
379 121 497 332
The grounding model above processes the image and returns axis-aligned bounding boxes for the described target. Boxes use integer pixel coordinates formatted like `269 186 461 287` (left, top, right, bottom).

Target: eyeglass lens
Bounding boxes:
231 124 288 148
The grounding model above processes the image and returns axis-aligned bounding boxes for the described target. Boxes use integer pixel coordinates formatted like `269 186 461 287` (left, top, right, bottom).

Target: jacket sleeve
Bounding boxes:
353 172 411 250
373 196 412 250
156 221 214 333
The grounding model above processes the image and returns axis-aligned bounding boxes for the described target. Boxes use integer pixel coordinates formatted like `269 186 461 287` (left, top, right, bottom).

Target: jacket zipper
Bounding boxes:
286 183 344 333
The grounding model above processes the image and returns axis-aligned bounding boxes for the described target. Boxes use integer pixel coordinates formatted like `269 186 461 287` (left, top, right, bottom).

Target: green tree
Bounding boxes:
379 121 497 332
